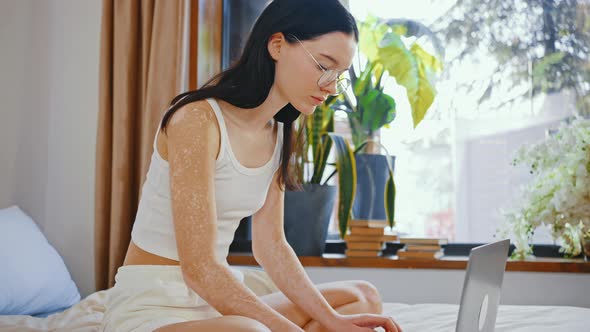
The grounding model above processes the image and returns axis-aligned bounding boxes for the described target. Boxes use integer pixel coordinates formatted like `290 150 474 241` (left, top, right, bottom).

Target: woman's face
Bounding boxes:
270 31 357 115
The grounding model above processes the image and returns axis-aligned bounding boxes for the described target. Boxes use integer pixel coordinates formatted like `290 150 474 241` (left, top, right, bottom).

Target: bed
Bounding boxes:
1 206 589 331
1 289 590 332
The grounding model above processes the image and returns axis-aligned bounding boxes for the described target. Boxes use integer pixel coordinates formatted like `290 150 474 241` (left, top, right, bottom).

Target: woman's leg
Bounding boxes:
154 279 381 332
154 315 271 332
259 280 383 332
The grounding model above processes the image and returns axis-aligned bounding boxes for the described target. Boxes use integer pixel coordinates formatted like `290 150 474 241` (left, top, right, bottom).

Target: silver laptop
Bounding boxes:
455 239 510 332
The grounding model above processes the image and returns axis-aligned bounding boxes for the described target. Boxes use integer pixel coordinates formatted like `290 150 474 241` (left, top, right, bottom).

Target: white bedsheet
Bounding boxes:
0 290 106 332
381 302 590 332
1 292 589 332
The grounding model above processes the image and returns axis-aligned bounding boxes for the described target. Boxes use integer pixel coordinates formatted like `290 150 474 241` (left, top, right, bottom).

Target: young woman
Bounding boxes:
101 0 402 331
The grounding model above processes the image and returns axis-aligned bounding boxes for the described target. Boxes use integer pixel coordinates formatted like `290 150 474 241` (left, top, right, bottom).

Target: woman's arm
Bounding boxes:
167 103 302 332
251 173 342 330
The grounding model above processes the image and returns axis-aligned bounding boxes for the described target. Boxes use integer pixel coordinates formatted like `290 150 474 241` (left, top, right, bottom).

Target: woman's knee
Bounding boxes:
350 280 382 313
154 315 270 332
222 316 272 332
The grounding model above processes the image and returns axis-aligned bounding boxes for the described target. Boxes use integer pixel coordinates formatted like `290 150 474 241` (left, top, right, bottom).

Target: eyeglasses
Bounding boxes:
289 34 350 96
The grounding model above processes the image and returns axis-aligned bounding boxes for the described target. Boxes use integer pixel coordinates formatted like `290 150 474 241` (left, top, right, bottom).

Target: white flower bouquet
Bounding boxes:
501 117 590 259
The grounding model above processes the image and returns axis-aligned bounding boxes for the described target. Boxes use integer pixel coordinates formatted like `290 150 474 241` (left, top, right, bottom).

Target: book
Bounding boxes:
345 249 382 257
397 249 444 259
345 234 399 242
405 244 443 251
399 237 448 245
349 219 389 228
350 226 385 236
346 241 386 250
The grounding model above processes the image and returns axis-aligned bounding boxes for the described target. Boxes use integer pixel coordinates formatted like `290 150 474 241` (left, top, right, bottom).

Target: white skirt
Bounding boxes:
100 264 279 332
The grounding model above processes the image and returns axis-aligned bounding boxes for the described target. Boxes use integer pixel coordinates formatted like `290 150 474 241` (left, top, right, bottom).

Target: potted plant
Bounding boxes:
341 15 444 223
285 16 445 249
283 96 357 255
501 117 590 260
232 98 356 254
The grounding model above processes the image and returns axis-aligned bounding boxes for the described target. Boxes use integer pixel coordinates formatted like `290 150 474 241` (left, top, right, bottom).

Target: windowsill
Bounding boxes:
227 253 590 273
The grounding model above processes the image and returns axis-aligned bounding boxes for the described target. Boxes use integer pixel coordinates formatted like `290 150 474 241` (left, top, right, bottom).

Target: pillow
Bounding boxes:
0 206 81 316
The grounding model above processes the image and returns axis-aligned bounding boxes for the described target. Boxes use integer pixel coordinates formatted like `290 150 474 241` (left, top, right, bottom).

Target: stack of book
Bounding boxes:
344 220 398 257
397 237 448 259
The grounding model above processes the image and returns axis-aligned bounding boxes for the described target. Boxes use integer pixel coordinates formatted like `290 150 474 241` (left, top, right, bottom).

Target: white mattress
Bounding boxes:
1 290 589 332
382 302 590 332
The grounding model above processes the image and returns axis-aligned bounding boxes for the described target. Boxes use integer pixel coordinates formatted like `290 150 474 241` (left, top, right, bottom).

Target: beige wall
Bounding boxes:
0 0 31 208
0 0 101 297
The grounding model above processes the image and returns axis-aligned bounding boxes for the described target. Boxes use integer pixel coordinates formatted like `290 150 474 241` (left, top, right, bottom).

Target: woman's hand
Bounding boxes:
327 313 403 332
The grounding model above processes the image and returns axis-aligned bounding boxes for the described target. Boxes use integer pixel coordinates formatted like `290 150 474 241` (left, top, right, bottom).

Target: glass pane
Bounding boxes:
334 0 589 246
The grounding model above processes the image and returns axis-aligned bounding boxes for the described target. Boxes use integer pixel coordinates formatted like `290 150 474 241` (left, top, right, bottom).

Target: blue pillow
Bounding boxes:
0 206 81 316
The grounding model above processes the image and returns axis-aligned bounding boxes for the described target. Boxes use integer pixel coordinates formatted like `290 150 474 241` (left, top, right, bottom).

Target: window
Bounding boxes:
221 0 270 70
325 0 590 246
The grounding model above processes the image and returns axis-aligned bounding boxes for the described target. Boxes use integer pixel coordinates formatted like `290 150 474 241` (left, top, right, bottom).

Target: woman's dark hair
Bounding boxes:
160 0 359 190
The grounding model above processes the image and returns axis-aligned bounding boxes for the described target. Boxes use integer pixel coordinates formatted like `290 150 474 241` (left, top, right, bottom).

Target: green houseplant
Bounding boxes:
338 16 443 229
345 16 444 147
285 16 444 244
286 95 398 241
283 96 357 254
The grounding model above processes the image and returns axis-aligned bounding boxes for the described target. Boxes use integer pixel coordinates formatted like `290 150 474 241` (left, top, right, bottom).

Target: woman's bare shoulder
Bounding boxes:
167 99 217 129
158 99 221 161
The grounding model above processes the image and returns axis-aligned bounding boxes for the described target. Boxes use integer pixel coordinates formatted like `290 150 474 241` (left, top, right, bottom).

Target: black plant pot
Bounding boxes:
352 153 396 220
233 216 252 241
284 184 337 256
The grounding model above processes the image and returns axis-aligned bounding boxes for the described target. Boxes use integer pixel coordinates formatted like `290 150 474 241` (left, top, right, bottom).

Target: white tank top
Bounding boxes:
131 98 283 263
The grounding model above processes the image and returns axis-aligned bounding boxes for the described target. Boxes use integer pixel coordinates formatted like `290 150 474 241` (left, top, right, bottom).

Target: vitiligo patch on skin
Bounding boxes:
167 102 219 267
249 172 347 328
165 101 289 326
